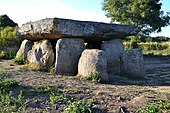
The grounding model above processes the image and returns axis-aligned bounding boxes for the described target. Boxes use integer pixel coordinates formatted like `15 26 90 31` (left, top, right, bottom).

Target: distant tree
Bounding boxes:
0 14 18 28
102 0 170 36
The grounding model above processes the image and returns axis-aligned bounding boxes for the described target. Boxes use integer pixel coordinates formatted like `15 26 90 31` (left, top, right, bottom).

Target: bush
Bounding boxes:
0 27 20 48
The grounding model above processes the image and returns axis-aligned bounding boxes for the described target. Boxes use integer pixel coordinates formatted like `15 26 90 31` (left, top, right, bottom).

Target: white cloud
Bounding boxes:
0 0 110 26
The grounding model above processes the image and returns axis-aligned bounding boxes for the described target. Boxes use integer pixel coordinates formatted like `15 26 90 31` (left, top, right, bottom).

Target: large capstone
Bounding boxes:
55 38 85 75
27 39 54 70
16 39 33 60
101 39 124 74
120 48 145 78
78 49 108 82
17 18 140 42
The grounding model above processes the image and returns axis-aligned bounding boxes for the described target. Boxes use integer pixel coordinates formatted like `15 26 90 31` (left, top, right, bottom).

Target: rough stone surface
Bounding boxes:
55 38 85 75
16 39 33 60
78 49 108 82
120 48 145 77
101 39 124 74
27 39 54 70
17 18 140 42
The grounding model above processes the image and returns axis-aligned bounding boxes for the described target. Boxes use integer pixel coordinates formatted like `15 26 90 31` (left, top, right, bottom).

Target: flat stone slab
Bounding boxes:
17 18 140 42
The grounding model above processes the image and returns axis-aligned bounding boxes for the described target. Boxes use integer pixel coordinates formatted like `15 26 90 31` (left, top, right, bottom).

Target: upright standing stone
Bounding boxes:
16 39 33 60
55 38 85 75
120 48 145 78
78 49 108 82
101 39 124 74
27 39 54 70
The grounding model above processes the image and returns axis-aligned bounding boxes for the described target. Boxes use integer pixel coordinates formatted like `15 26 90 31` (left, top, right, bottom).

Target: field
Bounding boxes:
0 56 170 113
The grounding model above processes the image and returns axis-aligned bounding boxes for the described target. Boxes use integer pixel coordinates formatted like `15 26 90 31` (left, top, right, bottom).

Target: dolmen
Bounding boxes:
16 18 145 82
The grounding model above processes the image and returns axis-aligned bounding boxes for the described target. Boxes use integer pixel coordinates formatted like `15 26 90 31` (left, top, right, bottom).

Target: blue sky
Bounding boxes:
0 0 169 37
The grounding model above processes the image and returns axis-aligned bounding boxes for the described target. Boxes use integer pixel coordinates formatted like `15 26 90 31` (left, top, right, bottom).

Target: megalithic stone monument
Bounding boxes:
16 17 144 81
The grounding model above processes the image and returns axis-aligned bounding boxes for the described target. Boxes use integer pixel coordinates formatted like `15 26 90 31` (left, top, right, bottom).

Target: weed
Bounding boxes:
0 70 27 112
35 86 55 94
0 70 18 91
64 100 93 113
50 90 70 104
0 90 28 113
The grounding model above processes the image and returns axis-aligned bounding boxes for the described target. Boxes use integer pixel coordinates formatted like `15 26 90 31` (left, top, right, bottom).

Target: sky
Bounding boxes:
0 0 170 37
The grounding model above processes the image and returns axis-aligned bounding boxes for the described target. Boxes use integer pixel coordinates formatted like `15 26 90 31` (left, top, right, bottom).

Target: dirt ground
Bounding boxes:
0 56 170 113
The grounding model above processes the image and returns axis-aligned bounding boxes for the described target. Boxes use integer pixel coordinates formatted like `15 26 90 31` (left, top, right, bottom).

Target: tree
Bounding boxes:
0 15 18 28
102 0 170 36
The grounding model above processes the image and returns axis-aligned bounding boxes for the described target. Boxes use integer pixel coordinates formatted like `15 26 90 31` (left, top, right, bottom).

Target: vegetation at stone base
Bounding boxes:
85 72 102 83
102 0 170 36
49 65 56 74
0 70 27 112
13 54 25 65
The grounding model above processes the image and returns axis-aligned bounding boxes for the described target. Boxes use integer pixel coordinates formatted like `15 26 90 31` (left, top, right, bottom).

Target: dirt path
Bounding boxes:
0 56 170 113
